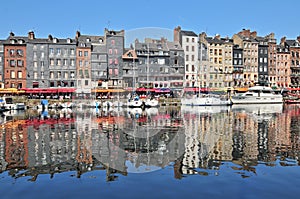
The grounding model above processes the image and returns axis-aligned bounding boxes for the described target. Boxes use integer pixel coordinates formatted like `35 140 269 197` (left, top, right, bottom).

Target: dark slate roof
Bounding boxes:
205 37 233 45
181 30 197 37
166 41 183 50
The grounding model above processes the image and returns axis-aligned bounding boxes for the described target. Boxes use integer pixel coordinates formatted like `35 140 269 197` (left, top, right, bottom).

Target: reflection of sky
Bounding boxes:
125 27 173 48
125 160 161 173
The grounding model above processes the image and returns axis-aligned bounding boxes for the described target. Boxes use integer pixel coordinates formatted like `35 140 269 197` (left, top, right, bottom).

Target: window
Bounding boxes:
84 51 88 57
50 48 54 55
192 55 195 61
41 52 44 58
16 60 23 67
192 46 195 52
85 61 89 66
85 80 89 86
85 70 89 78
79 51 83 57
63 59 67 66
18 71 22 78
57 59 61 66
50 59 54 66
109 59 113 65
114 69 118 75
57 48 61 55
111 40 115 45
71 59 75 66
192 38 195 42
33 72 38 79
186 55 189 61
186 46 189 51
33 61 37 68
70 48 75 55
11 71 15 78
109 49 113 54
50 72 54 78
192 65 195 72
114 49 118 54
186 38 189 43
79 60 83 67
10 60 16 67
17 49 23 56
9 49 15 56
33 51 37 58
79 69 83 77
64 72 68 79
57 72 61 78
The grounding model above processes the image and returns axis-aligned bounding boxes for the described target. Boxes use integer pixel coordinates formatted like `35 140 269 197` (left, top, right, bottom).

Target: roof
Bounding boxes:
181 30 197 37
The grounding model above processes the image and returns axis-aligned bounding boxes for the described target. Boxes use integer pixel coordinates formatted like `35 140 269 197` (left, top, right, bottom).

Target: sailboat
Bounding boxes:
128 43 159 108
181 43 232 106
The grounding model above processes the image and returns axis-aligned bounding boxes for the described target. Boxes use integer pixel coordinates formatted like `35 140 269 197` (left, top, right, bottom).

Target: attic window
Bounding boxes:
67 38 71 43
86 38 91 42
99 38 103 43
18 40 24 44
53 38 58 43
10 40 15 44
174 45 178 49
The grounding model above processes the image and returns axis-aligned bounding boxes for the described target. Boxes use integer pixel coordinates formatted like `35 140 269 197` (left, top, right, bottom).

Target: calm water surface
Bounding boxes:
0 104 300 199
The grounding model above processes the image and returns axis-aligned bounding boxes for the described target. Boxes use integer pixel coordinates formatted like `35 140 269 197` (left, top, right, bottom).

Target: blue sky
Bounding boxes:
1 0 299 45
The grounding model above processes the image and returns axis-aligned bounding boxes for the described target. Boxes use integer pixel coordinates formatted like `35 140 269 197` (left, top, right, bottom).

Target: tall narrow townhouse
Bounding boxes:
232 45 244 87
233 29 259 87
199 33 233 89
174 26 198 88
266 33 277 87
105 29 125 89
0 40 4 88
48 35 76 88
75 31 92 98
26 31 49 88
3 32 27 89
90 34 106 88
285 36 300 87
276 37 291 88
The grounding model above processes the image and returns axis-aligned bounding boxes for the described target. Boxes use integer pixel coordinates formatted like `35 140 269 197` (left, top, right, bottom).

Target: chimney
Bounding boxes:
48 34 53 41
280 37 286 46
75 30 81 40
250 31 257 38
174 26 181 42
239 29 251 37
215 34 221 40
28 31 35 40
9 32 15 37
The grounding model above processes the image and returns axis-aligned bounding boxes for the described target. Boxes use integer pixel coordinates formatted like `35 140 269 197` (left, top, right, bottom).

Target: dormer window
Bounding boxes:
18 40 24 44
10 39 15 44
99 38 103 43
53 38 58 43
67 38 71 43
86 38 91 42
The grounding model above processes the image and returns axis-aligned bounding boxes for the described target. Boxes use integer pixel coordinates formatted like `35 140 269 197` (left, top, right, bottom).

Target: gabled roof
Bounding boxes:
122 49 138 59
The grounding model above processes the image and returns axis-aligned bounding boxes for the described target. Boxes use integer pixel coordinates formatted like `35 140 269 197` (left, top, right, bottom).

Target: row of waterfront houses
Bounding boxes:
0 26 300 97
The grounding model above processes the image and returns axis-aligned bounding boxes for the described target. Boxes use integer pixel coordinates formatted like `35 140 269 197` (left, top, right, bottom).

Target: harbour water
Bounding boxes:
0 104 300 199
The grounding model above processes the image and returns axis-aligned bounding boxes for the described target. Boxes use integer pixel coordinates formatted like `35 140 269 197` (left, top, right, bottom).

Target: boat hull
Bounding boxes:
181 96 231 106
231 96 283 104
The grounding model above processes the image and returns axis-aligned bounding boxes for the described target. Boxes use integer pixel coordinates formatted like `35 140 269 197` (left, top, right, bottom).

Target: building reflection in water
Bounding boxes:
0 104 299 181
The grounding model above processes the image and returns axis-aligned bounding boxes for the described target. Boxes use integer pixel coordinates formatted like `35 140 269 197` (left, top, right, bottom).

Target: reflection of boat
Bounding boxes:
231 85 283 104
0 97 26 110
145 107 158 116
181 95 232 106
127 108 143 118
231 104 283 114
181 105 230 114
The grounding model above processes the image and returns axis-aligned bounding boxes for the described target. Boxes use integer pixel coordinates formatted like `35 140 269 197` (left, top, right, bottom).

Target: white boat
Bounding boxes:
231 85 283 104
181 94 232 106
